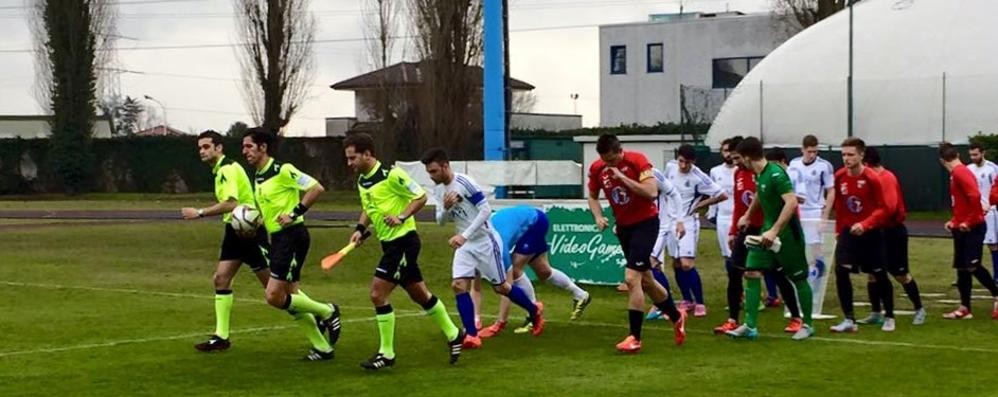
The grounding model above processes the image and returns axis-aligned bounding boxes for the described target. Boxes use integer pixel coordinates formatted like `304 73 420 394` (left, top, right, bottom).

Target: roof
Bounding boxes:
331 62 535 91
135 125 185 136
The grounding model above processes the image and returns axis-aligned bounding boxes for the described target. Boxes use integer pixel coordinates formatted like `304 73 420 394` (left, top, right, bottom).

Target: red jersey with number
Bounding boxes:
877 168 907 226
834 166 888 234
588 151 659 227
950 164 984 226
729 166 763 236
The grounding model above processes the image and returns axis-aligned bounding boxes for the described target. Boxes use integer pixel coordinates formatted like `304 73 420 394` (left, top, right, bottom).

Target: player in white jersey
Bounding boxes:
707 139 737 265
421 149 545 349
968 143 998 281
645 167 685 320
788 135 835 316
664 145 728 317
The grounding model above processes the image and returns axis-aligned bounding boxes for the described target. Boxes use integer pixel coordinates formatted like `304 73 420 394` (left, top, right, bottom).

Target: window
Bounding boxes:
712 56 765 89
610 45 626 75
647 43 663 73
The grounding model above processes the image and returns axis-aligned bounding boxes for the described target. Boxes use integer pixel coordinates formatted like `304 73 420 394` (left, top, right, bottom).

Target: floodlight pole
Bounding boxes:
847 0 855 138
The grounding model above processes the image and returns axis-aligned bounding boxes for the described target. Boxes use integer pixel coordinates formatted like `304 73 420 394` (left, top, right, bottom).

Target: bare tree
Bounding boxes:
771 0 848 36
29 0 117 193
407 0 484 159
359 0 407 161
234 0 316 134
511 91 536 113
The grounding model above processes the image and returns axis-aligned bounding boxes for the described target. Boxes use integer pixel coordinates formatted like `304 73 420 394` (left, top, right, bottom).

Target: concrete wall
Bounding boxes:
510 113 582 131
325 117 355 137
599 13 783 127
0 118 114 139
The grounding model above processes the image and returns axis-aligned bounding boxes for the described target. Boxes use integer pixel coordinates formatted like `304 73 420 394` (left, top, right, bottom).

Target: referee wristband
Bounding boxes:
291 203 309 219
354 223 368 233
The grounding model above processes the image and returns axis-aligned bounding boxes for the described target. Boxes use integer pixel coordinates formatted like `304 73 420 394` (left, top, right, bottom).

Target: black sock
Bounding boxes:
958 270 973 308
628 309 644 340
972 265 998 296
836 266 855 320
420 295 439 311
867 282 882 313
902 279 923 310
774 271 801 318
875 273 895 318
654 299 683 323
727 267 744 321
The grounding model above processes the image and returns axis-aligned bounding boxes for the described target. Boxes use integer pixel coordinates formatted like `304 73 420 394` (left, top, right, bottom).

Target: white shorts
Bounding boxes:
986 208 998 245
452 230 506 285
667 217 700 259
715 215 732 258
799 208 823 245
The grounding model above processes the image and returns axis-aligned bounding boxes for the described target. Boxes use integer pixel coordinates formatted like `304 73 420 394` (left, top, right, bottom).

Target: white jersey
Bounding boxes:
788 157 835 211
707 163 736 219
652 168 682 225
433 172 494 243
664 160 724 219
968 160 998 208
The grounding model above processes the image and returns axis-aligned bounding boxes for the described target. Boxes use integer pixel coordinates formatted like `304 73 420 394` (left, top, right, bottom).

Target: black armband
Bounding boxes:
354 223 367 233
290 203 309 219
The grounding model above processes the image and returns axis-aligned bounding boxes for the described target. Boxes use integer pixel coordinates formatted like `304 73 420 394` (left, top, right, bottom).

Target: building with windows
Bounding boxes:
599 12 786 127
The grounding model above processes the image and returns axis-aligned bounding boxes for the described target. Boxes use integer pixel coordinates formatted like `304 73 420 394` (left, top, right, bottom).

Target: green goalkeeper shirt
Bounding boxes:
755 161 802 235
212 155 255 224
357 161 424 242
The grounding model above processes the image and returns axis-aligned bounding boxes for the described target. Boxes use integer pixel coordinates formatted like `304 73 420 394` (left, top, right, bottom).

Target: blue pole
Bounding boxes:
484 0 507 198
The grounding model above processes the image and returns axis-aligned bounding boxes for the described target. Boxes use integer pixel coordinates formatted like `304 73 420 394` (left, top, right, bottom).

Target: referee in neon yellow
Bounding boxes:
241 127 342 361
182 130 270 352
343 133 464 370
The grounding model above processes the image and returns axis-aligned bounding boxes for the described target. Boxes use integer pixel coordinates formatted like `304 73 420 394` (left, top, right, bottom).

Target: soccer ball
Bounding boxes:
230 205 261 236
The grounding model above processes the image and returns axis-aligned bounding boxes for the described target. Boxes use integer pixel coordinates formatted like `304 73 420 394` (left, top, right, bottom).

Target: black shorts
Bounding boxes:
882 223 909 276
376 231 425 285
952 223 986 269
835 229 886 274
615 217 659 272
219 224 269 271
730 226 762 271
268 224 310 282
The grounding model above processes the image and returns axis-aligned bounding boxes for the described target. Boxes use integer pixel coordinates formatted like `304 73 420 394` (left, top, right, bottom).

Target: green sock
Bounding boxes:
377 311 396 359
794 278 814 327
289 292 333 320
293 312 332 353
745 277 762 329
426 299 460 341
214 292 234 339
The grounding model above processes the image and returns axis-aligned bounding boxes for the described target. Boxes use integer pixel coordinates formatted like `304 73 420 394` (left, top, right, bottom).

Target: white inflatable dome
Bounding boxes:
707 0 998 147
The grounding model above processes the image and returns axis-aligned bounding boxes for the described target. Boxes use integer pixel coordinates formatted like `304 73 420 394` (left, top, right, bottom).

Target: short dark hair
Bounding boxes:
802 134 819 148
676 144 696 161
243 127 276 155
344 133 376 156
728 136 744 151
841 137 866 153
736 137 764 160
765 147 788 164
420 147 449 165
721 137 732 151
939 142 959 161
969 142 984 152
864 146 882 167
197 130 224 146
596 134 622 155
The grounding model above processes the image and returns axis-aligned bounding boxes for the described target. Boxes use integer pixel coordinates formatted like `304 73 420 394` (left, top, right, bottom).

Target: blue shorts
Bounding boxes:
513 209 550 258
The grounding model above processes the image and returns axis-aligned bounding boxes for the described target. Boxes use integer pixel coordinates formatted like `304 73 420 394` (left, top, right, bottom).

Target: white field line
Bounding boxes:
4 281 998 356
0 313 423 358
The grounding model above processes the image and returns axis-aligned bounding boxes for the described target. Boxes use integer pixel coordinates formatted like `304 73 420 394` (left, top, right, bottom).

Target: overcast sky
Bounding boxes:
0 0 769 136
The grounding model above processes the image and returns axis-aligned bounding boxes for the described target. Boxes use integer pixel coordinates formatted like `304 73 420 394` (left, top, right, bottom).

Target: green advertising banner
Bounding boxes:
543 204 626 285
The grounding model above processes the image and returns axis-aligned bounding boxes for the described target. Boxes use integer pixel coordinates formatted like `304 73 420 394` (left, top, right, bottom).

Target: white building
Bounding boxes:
599 12 786 127
707 0 998 147
0 115 114 139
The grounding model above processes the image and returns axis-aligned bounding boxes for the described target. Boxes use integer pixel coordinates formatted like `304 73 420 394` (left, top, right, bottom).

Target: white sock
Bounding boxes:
514 274 537 302
546 269 588 301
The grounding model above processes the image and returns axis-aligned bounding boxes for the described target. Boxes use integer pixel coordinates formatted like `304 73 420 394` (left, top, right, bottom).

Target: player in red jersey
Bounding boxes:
938 143 998 320
862 147 926 327
587 134 686 353
829 138 893 333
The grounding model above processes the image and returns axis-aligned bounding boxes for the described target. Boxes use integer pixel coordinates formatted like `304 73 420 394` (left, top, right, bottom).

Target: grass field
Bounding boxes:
1 219 997 396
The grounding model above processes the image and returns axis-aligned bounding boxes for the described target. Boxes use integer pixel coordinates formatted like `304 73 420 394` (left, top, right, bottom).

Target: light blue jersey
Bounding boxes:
491 205 546 269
